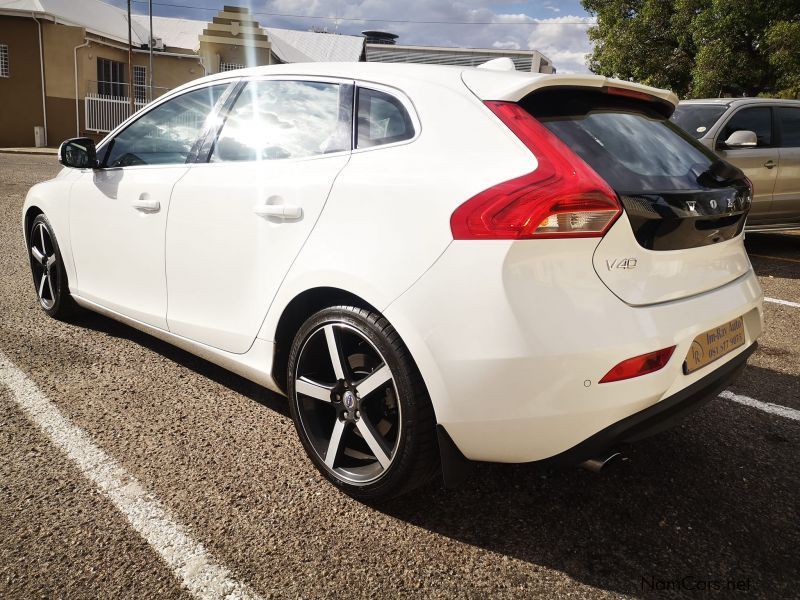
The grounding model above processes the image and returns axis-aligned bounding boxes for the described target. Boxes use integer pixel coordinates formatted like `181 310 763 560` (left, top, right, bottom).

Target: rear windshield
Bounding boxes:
522 89 723 193
670 104 728 138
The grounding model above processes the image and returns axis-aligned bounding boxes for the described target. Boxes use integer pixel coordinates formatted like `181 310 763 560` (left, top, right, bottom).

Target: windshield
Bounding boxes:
670 104 728 138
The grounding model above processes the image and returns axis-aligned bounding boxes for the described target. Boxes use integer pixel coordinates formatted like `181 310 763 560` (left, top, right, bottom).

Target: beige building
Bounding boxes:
0 0 364 147
0 0 557 148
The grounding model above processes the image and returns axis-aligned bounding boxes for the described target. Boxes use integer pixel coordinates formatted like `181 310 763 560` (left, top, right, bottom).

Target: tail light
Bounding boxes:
450 101 621 240
599 346 676 384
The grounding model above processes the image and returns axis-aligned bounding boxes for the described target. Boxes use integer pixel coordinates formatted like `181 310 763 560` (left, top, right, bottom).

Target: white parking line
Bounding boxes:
764 297 800 308
0 351 262 600
719 390 800 422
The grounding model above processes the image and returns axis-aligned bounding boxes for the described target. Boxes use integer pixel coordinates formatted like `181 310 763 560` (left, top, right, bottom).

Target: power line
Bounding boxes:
129 0 596 26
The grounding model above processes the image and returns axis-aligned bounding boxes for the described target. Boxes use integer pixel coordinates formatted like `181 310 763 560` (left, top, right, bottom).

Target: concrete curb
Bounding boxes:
0 148 58 156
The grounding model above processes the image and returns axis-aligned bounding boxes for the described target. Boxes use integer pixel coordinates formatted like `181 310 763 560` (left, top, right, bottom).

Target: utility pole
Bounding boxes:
127 0 134 115
148 0 153 101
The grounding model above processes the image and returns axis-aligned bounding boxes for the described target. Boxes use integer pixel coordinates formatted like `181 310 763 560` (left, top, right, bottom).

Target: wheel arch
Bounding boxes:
23 205 44 246
270 286 380 394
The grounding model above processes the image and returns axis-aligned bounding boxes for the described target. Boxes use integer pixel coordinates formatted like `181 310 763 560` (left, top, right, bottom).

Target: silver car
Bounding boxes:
671 98 800 231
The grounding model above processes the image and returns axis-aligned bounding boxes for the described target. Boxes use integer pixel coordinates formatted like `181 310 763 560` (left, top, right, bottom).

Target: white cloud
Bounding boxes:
261 0 595 73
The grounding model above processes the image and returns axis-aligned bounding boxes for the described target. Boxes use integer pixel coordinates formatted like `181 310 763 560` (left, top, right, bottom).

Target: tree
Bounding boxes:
582 0 800 98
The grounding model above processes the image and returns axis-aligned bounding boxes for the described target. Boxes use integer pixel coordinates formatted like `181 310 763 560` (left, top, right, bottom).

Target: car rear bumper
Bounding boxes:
542 341 756 466
385 238 764 464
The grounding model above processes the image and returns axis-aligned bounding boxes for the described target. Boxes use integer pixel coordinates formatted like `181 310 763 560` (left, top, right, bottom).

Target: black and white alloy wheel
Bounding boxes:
28 214 77 319
288 306 439 501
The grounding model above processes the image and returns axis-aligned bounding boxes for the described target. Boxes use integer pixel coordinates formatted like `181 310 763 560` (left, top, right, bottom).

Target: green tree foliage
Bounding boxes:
582 0 800 98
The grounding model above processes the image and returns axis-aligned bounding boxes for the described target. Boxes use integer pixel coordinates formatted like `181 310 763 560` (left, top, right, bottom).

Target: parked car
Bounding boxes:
671 97 800 231
23 64 763 500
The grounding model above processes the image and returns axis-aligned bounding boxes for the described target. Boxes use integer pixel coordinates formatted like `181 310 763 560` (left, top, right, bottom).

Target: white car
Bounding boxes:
24 63 763 500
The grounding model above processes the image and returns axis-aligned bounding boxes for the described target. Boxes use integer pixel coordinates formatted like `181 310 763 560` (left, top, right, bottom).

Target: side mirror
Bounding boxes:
722 130 758 148
58 137 98 169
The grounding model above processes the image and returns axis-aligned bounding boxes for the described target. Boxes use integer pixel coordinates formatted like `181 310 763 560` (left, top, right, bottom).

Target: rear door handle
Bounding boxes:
764 160 776 169
131 196 161 211
253 204 303 220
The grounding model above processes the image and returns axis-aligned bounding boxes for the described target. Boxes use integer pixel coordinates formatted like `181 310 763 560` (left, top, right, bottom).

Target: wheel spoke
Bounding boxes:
31 246 45 264
324 325 347 381
355 364 392 400
324 418 347 469
295 377 333 402
46 255 57 270
38 273 47 299
46 273 56 301
39 225 46 255
356 415 392 470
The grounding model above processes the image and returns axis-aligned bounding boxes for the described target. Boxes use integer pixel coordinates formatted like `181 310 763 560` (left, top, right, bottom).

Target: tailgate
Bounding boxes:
516 84 753 305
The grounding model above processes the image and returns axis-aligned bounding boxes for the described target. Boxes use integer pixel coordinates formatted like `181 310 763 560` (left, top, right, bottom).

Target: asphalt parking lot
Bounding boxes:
1 153 798 599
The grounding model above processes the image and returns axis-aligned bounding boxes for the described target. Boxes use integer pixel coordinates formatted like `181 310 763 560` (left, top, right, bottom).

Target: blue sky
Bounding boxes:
108 0 596 73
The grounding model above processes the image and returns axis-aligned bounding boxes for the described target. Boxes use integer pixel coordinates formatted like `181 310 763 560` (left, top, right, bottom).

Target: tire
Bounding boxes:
287 306 439 501
27 214 79 320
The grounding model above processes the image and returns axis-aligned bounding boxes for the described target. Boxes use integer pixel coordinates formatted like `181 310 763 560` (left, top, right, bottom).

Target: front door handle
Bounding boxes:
764 160 776 169
253 204 303 220
131 197 161 211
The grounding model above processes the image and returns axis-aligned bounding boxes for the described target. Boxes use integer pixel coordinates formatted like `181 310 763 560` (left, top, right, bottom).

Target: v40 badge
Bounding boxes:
606 257 638 271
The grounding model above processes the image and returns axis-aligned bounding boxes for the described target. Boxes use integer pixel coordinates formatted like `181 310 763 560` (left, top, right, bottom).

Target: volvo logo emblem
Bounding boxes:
687 201 697 212
727 198 735 209
343 391 356 410
710 199 718 209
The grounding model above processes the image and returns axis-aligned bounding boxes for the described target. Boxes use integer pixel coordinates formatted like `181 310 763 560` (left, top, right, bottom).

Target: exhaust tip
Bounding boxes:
581 451 623 473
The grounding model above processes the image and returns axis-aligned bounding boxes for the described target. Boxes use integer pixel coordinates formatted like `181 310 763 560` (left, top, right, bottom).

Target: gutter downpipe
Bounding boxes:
33 14 47 146
73 39 90 137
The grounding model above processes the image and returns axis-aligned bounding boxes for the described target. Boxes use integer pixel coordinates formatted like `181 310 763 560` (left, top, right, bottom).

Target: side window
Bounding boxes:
104 84 227 168
776 107 800 148
356 88 414 149
210 80 350 162
719 107 772 147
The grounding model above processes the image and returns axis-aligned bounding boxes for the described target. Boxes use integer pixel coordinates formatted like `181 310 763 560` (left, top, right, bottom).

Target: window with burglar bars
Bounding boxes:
0 44 9 78
97 57 126 97
133 65 146 102
220 61 246 72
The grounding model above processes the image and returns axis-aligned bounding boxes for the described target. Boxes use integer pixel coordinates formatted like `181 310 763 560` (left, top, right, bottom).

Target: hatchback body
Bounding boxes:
24 64 763 500
671 98 800 231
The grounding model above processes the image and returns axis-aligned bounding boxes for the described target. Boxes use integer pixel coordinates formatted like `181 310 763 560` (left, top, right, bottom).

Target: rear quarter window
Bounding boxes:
356 88 415 149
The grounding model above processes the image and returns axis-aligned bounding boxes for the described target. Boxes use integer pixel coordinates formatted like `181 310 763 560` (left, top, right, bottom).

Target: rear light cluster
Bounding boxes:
599 346 676 384
451 101 621 240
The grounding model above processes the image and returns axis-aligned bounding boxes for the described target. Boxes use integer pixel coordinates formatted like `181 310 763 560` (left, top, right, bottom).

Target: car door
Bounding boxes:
165 78 353 353
715 105 779 224
68 82 231 328
774 106 800 222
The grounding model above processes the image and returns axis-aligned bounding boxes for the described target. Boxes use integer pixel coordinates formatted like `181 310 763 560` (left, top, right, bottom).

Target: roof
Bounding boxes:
0 0 364 62
0 0 149 44
265 27 364 63
680 97 800 106
161 61 676 109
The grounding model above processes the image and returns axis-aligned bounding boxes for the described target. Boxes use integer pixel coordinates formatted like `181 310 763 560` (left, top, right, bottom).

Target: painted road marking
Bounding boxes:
719 390 800 422
764 297 800 308
749 253 800 264
0 351 262 600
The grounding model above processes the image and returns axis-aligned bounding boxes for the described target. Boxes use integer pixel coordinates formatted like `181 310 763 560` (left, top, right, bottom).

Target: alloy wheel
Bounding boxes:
30 222 59 310
293 322 402 485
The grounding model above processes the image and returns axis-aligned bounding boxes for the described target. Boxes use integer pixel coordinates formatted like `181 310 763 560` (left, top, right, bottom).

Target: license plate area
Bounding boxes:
684 316 745 375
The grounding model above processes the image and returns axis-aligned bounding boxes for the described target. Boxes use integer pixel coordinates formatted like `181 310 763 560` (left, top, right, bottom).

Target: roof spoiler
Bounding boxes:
477 57 516 72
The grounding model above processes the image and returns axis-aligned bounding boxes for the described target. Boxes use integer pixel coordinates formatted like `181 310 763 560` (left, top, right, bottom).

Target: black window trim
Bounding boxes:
95 78 239 169
714 104 776 150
